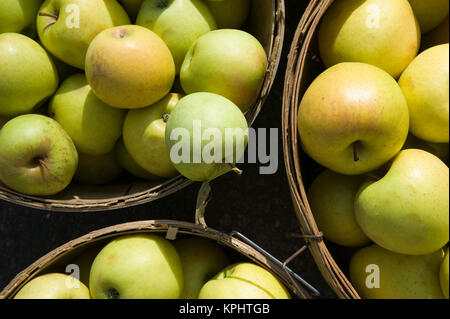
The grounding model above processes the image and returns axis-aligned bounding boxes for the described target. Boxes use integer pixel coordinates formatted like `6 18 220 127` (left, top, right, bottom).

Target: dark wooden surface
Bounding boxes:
0 0 335 299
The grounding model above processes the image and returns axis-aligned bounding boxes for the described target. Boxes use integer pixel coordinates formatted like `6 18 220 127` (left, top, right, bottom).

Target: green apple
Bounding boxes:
349 245 445 299
422 15 449 50
0 0 43 34
137 0 216 73
165 92 248 182
298 62 409 175
308 170 371 247
180 29 267 112
198 263 291 299
74 151 123 185
49 74 126 156
319 0 420 78
441 248 449 299
89 234 183 299
115 138 161 181
408 0 449 33
0 114 78 196
399 44 449 143
204 0 250 29
85 25 175 109
71 245 103 287
0 33 58 117
355 149 449 255
123 93 181 179
37 0 130 69
14 273 90 299
403 134 449 163
174 238 230 299
118 0 144 22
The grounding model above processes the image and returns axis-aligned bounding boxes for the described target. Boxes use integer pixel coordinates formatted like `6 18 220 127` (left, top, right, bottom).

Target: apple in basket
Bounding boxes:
0 0 42 34
37 0 130 69
0 114 78 196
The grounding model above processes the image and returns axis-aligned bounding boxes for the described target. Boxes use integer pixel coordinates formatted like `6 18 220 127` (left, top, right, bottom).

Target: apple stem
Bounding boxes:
39 159 50 171
38 12 58 19
162 114 170 123
353 142 360 162
230 165 243 176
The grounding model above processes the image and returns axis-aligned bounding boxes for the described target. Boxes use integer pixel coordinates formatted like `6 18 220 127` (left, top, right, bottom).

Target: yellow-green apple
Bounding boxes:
355 149 449 255
71 245 103 287
198 263 291 299
204 0 250 29
0 0 43 33
49 74 126 155
174 238 230 299
319 0 420 78
0 114 78 196
37 0 130 69
349 245 445 299
74 151 123 185
308 170 371 247
118 0 144 22
115 138 161 181
165 92 248 182
441 248 449 299
298 62 409 175
422 15 449 50
137 0 216 73
399 44 449 143
89 234 183 299
180 29 267 112
0 33 58 117
123 93 181 179
403 134 449 163
85 25 175 109
14 273 90 299
408 0 449 33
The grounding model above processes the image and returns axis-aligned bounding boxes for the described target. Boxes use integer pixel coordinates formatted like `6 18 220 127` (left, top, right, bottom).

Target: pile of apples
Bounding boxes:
13 234 291 299
298 0 449 299
0 0 265 196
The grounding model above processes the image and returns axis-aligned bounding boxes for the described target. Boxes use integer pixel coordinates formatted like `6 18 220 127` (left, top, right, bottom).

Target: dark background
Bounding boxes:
0 0 335 298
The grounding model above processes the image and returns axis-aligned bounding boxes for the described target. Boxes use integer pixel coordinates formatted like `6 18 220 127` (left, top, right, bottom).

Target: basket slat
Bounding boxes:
282 0 360 299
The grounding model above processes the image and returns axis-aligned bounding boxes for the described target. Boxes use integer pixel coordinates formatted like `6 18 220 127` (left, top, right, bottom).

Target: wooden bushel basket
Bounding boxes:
0 0 286 213
282 0 361 299
0 219 319 299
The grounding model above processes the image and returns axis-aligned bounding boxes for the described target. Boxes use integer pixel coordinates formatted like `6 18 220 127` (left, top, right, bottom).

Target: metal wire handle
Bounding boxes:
229 231 320 298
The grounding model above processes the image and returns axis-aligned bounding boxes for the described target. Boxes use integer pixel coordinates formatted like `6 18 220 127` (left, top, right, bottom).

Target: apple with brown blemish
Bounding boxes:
0 114 78 196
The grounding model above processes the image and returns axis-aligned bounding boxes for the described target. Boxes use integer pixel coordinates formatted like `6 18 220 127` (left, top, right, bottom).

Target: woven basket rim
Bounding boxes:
281 0 360 299
0 219 310 299
0 0 286 213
